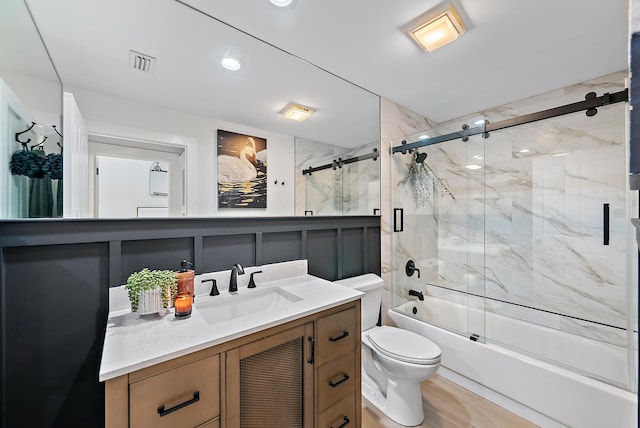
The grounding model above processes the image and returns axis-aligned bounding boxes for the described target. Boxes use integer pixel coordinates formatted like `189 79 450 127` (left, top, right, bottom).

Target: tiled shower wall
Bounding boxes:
384 70 634 347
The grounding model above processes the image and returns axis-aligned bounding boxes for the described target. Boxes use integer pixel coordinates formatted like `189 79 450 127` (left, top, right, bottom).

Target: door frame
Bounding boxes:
84 120 196 217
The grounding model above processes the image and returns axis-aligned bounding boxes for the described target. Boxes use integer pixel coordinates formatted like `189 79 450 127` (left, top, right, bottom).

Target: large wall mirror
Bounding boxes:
0 0 62 218
0 0 380 219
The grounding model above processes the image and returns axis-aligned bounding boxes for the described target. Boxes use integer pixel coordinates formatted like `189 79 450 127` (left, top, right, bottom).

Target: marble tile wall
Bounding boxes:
384 70 634 347
295 138 380 216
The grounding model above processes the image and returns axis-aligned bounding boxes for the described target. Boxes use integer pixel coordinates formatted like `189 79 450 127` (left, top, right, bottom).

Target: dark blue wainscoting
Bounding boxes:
0 216 380 427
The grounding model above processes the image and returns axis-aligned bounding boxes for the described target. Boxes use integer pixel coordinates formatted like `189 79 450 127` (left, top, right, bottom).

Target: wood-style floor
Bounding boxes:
362 374 539 428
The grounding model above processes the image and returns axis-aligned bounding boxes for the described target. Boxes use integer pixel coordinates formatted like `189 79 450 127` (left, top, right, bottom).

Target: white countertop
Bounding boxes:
99 274 362 381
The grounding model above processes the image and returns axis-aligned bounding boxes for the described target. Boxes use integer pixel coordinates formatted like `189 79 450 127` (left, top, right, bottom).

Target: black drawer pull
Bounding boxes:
328 373 349 388
329 330 349 342
331 416 350 428
157 391 200 417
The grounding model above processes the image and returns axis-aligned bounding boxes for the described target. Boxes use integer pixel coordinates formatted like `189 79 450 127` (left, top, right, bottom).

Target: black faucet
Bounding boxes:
202 278 219 296
229 263 244 292
248 270 262 288
408 289 424 301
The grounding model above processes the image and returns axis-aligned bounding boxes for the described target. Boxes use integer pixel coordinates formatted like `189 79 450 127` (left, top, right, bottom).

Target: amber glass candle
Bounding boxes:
174 293 192 318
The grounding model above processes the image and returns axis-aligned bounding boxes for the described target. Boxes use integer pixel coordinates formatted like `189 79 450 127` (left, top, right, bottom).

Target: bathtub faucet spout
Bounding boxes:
408 289 424 301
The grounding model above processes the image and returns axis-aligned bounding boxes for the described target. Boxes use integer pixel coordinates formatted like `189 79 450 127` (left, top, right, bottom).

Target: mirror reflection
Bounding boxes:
0 0 380 219
0 0 62 218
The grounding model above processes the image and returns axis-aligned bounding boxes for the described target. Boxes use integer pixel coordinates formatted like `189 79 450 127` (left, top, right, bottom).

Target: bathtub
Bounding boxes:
390 300 638 428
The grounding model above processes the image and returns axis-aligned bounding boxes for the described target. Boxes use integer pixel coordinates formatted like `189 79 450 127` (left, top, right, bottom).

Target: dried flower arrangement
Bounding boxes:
397 151 455 208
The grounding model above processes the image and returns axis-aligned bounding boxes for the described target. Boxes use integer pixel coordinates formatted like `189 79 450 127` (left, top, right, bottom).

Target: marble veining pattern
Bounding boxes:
386 71 633 357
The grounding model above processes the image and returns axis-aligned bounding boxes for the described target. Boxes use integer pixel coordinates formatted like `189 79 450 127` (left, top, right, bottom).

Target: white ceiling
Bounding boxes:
20 0 629 146
185 0 629 123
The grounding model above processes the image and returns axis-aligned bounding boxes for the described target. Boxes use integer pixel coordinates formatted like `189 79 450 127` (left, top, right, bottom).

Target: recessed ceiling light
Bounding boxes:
465 164 482 170
281 103 314 121
221 57 241 71
519 149 530 153
270 0 293 6
408 4 466 52
419 134 429 139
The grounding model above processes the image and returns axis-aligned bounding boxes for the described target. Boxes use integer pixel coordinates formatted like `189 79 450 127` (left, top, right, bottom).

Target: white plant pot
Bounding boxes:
136 287 166 315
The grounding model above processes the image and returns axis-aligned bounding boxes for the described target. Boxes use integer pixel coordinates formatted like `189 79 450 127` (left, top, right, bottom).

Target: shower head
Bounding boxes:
415 152 428 163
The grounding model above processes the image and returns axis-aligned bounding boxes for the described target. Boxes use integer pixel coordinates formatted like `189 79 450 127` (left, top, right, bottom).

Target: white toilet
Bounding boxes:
335 274 441 427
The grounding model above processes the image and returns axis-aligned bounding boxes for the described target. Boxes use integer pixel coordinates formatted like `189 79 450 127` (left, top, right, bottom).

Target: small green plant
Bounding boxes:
125 268 177 312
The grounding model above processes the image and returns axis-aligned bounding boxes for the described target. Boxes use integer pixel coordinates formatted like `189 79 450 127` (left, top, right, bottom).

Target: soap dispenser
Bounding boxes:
176 260 195 297
175 260 195 319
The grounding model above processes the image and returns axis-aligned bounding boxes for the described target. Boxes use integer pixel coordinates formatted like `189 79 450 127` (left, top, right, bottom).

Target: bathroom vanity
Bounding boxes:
100 270 362 428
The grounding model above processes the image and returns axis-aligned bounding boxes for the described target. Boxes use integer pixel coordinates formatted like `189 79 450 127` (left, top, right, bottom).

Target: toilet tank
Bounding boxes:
334 274 383 331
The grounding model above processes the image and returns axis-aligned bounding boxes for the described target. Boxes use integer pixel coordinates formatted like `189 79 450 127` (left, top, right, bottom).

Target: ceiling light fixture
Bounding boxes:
465 164 482 170
270 0 293 7
418 134 429 139
281 103 314 121
409 4 466 52
221 57 241 71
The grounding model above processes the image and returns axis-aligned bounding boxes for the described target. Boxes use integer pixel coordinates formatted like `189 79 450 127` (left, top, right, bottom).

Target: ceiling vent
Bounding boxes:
129 50 156 73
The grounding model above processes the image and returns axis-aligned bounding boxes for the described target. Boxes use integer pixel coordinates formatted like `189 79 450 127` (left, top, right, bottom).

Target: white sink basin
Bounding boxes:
195 287 303 325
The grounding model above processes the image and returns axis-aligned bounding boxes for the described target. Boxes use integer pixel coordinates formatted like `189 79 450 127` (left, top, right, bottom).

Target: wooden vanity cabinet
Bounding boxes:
315 307 360 428
225 323 315 427
105 350 222 428
104 300 361 428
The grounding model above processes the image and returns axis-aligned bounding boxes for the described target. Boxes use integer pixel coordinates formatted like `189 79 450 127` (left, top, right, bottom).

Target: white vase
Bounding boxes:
136 287 165 315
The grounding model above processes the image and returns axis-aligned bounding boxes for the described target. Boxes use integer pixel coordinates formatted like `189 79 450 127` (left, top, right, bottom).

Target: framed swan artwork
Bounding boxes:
217 129 267 208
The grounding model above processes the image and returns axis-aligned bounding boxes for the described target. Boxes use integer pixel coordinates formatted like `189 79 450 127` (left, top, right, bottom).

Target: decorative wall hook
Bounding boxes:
52 125 63 138
15 122 36 145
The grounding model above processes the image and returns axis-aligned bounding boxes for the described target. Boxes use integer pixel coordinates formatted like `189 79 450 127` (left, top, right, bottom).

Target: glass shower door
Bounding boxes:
390 118 487 342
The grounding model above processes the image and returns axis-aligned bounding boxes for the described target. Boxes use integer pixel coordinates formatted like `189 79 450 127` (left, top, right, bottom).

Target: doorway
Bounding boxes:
89 135 185 217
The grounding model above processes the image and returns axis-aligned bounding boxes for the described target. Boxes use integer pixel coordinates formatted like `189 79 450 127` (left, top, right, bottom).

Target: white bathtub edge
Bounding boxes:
436 366 563 427
389 309 638 428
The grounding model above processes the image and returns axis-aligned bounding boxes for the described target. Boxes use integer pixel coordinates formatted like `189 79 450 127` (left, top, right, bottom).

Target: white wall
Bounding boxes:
65 86 295 217
96 156 168 218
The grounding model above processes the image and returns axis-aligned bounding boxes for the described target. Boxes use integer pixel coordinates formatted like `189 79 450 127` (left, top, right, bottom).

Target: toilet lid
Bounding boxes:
367 327 441 365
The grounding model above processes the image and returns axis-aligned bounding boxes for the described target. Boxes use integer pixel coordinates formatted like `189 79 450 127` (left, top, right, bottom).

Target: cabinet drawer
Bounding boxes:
130 355 219 428
317 394 355 428
196 417 220 428
317 352 355 411
316 308 356 365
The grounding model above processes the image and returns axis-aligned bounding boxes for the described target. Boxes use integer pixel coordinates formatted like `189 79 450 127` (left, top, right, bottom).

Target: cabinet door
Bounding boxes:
226 323 314 428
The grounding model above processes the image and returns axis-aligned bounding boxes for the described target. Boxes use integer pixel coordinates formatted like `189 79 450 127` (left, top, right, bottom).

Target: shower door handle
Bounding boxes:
603 203 610 246
394 208 403 232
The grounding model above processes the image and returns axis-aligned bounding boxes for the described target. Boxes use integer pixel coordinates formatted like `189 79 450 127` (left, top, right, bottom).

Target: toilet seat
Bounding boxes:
367 326 441 365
